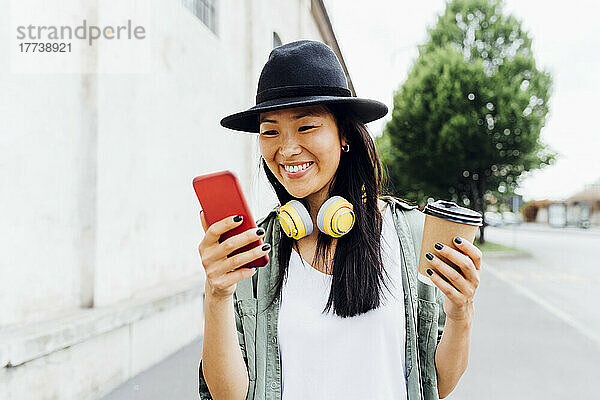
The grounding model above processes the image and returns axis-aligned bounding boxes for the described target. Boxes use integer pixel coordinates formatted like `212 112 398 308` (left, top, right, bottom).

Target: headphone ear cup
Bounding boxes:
316 196 355 237
278 200 313 240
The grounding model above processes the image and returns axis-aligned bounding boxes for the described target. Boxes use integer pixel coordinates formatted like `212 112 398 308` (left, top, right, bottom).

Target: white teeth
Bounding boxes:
284 162 312 173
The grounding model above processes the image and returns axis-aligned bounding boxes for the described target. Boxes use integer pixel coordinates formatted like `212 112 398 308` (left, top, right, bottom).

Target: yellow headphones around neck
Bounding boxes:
278 196 355 240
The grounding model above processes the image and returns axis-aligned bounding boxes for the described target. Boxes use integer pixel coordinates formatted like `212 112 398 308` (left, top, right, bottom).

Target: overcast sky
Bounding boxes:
324 0 599 201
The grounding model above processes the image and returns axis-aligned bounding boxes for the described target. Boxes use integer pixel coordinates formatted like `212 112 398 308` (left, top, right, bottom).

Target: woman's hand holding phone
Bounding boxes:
198 211 272 301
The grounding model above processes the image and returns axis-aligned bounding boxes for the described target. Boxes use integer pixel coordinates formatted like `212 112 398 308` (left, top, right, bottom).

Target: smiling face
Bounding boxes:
259 104 347 201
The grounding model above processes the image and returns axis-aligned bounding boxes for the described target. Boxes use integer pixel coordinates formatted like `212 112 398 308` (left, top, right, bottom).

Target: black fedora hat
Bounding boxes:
220 40 388 133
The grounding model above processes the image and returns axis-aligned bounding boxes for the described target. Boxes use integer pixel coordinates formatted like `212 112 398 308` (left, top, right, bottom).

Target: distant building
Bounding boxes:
565 178 600 226
525 178 600 227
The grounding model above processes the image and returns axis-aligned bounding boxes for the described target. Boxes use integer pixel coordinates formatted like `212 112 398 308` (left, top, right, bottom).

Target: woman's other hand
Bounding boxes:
424 237 483 323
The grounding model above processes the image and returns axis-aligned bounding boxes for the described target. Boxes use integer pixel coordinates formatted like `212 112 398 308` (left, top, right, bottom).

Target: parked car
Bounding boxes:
578 219 591 229
502 211 521 225
484 211 504 227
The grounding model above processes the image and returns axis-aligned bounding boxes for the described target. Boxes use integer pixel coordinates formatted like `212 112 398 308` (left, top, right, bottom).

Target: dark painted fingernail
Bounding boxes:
233 215 243 222
434 243 443 250
425 253 434 261
262 243 271 251
256 228 265 236
454 237 462 244
426 269 433 276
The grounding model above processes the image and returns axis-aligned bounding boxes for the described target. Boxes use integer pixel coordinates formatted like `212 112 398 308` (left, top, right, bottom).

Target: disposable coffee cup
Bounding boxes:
418 200 483 286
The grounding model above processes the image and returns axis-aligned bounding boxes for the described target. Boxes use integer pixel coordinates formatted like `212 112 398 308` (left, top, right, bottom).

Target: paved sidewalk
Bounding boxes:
102 263 600 400
100 336 203 400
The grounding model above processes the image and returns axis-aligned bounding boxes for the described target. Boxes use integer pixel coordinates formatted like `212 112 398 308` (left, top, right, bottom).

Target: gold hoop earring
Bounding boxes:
341 143 350 153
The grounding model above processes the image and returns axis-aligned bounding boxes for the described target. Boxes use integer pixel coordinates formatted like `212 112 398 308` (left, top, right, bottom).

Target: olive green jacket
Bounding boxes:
199 196 446 399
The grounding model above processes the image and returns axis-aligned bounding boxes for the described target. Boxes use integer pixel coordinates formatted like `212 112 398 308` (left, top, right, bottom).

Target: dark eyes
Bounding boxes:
260 126 317 136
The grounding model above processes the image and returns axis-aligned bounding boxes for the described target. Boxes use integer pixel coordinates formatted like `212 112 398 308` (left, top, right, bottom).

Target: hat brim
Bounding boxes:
220 96 388 133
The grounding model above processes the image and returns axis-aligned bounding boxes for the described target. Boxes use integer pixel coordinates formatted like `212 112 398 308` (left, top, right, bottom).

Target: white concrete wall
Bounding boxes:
93 0 258 306
0 0 96 327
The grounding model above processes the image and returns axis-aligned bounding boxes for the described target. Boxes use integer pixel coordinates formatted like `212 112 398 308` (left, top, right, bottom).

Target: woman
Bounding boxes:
198 40 482 400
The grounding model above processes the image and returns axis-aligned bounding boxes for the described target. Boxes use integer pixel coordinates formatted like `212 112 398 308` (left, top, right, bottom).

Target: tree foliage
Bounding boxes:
377 0 555 239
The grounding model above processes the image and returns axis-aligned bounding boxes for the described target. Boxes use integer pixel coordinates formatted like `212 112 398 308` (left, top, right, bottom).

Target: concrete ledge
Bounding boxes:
0 274 205 368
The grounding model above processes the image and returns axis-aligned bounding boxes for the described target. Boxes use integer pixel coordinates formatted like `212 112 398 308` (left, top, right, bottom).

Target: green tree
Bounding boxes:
377 0 555 242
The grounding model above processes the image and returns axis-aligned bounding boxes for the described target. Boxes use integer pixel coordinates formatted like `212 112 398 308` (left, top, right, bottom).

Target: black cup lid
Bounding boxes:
423 200 483 226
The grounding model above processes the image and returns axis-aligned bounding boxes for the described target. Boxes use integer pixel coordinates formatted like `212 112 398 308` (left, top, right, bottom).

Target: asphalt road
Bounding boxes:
484 224 600 344
101 226 600 399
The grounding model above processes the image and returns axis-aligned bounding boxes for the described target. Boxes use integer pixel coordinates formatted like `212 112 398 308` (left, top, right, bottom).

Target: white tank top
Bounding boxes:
277 206 408 399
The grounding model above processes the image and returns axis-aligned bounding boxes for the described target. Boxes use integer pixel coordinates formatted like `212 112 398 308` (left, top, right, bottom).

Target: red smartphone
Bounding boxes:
192 170 269 269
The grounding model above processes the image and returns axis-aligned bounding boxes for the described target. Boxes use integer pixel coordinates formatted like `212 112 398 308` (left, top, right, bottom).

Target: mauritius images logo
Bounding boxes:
16 19 146 46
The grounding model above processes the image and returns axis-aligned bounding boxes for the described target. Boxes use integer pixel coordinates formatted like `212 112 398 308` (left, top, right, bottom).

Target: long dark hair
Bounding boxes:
260 103 397 318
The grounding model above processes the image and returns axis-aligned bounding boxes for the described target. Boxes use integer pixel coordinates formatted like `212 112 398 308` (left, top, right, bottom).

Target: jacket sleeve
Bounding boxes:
198 282 250 399
435 284 446 345
404 208 447 345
